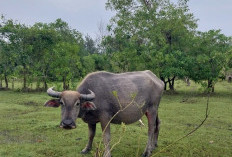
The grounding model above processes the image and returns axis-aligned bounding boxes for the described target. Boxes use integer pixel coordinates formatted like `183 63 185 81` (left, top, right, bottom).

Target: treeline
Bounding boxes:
0 17 90 90
0 0 232 92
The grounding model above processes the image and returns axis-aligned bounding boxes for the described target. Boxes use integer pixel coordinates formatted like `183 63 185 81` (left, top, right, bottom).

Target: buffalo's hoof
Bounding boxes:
142 151 151 157
81 148 91 154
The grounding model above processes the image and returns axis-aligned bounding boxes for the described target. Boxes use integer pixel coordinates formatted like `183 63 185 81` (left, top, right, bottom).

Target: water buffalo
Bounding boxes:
44 70 164 157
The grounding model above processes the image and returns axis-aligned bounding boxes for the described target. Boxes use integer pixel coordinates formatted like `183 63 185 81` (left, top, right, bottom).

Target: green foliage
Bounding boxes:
227 47 232 69
1 0 232 92
110 48 146 72
187 30 231 90
52 42 81 89
0 15 87 90
84 35 98 54
103 0 232 91
103 0 198 90
81 55 95 76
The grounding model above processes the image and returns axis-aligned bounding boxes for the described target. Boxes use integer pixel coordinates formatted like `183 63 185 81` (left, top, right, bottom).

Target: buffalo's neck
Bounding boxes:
78 109 100 124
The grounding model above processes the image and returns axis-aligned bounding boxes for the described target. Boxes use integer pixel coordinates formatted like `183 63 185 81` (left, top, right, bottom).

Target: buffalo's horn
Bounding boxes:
47 87 61 98
80 90 95 101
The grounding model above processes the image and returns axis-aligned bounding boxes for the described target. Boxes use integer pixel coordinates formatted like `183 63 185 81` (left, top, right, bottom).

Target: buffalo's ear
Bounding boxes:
44 99 60 107
81 101 97 110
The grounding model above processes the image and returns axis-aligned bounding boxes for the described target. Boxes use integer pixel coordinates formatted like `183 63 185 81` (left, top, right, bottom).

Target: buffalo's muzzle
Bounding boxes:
60 119 76 129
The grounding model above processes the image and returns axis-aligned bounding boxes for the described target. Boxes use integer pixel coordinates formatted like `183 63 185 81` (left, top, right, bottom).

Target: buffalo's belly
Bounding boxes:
111 105 145 124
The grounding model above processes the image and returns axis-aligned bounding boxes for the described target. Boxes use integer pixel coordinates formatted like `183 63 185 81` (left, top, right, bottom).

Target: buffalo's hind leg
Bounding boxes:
81 123 96 154
142 106 158 157
154 115 160 147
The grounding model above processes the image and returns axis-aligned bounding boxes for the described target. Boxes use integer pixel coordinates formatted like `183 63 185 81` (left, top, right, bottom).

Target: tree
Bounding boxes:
84 35 98 54
13 25 34 90
104 0 197 90
28 23 58 90
0 40 17 89
52 42 81 90
187 30 231 92
0 16 85 90
81 55 96 75
227 41 232 70
47 19 84 89
0 16 22 89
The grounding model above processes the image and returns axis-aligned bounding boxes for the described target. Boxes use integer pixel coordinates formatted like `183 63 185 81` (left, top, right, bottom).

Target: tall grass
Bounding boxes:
0 80 231 157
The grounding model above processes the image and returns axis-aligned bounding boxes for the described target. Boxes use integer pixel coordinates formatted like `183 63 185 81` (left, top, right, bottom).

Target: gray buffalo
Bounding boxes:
44 70 164 157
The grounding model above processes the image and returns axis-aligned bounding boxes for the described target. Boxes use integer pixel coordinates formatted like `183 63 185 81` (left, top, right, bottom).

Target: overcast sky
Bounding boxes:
0 0 231 38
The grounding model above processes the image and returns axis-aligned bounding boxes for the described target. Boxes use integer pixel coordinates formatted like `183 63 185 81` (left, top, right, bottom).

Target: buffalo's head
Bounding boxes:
44 87 96 129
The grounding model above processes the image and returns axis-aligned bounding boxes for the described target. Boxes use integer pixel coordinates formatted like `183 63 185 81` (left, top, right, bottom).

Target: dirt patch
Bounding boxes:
0 87 10 91
180 97 198 104
20 101 40 106
164 90 179 95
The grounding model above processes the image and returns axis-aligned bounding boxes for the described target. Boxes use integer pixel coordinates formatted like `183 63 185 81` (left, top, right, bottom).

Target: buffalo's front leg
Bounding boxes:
100 118 111 157
81 123 96 154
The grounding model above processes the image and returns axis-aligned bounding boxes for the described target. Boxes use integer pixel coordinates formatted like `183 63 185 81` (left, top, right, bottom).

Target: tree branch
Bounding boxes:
143 0 151 10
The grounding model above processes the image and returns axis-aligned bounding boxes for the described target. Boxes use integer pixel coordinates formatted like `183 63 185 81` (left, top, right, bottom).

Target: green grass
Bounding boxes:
0 80 232 157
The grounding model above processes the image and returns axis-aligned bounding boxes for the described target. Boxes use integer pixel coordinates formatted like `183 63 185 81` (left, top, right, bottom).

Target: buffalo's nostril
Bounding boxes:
60 119 76 129
63 119 73 125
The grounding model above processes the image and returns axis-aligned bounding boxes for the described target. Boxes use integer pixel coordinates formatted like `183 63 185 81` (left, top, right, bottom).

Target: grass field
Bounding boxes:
0 80 231 157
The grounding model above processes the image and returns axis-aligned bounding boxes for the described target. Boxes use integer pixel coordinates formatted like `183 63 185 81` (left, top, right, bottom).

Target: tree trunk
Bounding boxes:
63 76 69 90
228 77 232 83
160 76 167 90
12 77 15 89
4 74 8 89
185 77 190 86
212 86 214 93
44 80 48 91
40 76 48 91
168 76 175 90
0 78 2 88
22 65 28 90
168 78 173 90
164 82 167 91
42 71 48 91
23 71 27 90
172 76 175 90
208 79 214 93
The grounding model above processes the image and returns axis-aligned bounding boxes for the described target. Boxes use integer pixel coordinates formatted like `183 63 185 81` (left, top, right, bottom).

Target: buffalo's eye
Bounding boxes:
60 100 64 106
75 100 80 106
